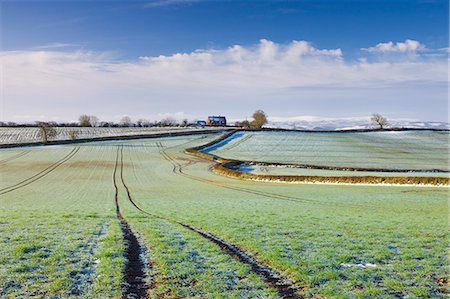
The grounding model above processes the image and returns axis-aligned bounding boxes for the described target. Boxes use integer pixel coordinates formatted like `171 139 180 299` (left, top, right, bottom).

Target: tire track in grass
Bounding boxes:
157 141 302 202
0 150 31 165
156 141 342 207
159 141 386 209
113 146 150 299
119 145 301 299
0 147 80 195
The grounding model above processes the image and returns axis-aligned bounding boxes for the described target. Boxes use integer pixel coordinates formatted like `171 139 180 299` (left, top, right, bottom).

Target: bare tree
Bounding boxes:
251 110 268 128
136 119 145 127
68 130 79 140
120 116 132 127
181 119 189 127
371 113 388 129
79 115 91 127
89 116 99 127
36 122 57 143
160 117 176 127
235 120 251 128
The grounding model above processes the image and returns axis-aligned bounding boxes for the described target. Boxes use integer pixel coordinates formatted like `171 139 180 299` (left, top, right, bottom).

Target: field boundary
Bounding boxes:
184 129 450 186
248 127 450 133
213 162 450 186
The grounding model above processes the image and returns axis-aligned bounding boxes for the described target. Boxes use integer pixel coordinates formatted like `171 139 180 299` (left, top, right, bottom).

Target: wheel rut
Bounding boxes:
0 147 80 195
120 145 301 298
0 150 31 165
113 146 150 299
156 141 345 207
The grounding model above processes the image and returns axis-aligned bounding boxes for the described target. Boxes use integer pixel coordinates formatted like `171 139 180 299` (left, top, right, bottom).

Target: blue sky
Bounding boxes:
1 0 448 123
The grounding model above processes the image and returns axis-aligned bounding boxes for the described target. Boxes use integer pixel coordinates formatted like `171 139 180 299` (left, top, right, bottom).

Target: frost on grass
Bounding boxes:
125 214 278 298
87 217 125 298
340 263 378 269
0 212 121 298
206 130 449 171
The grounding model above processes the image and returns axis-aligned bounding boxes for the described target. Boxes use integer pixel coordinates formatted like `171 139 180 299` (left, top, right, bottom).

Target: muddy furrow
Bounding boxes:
156 142 335 206
113 146 150 299
121 145 301 298
179 222 301 298
0 150 31 165
0 147 80 195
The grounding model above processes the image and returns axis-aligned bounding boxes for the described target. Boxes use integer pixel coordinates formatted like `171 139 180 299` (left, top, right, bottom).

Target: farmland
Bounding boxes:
203 130 449 171
0 130 449 298
0 127 221 145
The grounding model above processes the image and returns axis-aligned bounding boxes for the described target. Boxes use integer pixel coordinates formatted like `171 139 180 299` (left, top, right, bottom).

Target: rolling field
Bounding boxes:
203 131 450 171
1 132 449 298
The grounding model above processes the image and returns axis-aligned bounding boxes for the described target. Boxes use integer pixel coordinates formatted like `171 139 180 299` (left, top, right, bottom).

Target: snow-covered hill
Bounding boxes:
262 116 449 131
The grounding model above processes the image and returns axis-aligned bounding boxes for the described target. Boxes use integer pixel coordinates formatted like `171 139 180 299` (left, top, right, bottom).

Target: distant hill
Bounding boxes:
264 117 449 131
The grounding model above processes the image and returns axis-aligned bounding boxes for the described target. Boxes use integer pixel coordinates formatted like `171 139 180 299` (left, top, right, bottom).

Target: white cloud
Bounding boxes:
361 39 426 53
1 39 448 122
31 43 79 50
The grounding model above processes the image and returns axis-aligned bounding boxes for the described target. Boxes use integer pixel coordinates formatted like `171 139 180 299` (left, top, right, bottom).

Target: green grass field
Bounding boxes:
204 131 449 171
1 133 448 298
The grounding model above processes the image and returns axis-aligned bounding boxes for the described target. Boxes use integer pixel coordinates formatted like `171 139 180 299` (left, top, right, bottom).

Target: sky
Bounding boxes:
0 0 448 123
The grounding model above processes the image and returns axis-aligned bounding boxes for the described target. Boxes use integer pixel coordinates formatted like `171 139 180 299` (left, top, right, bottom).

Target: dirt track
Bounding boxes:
121 143 302 298
113 146 150 299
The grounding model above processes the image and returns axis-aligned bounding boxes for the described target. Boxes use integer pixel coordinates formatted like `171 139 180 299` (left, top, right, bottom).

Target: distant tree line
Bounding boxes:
0 112 389 130
1 111 394 144
0 116 195 128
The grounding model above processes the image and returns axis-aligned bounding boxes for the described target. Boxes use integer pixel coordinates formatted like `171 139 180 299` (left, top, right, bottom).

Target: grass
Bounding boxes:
86 216 124 298
0 132 448 298
127 136 449 297
0 211 124 298
0 126 223 145
203 130 449 171
0 146 124 298
121 211 277 298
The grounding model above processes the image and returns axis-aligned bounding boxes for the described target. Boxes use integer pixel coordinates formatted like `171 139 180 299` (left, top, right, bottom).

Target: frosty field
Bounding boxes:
204 130 449 171
0 126 221 145
0 131 448 298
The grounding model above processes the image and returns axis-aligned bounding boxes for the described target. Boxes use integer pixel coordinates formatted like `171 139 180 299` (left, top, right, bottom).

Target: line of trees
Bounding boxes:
1 111 390 130
76 115 193 128
0 116 197 128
